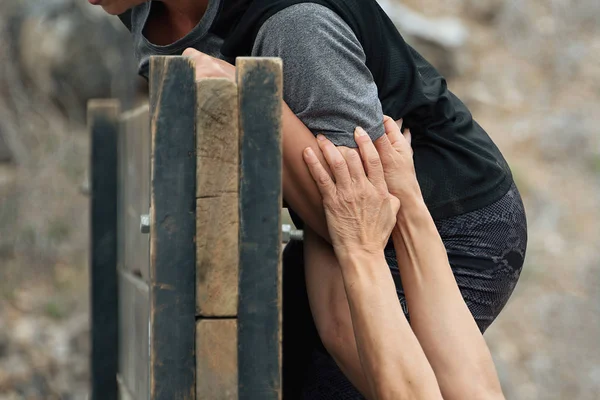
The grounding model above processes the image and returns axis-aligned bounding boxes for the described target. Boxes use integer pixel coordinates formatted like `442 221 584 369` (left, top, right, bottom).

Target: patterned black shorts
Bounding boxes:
387 181 528 332
282 182 528 399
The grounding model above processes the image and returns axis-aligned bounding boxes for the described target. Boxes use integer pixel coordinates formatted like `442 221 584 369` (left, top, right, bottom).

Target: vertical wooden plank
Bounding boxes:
196 319 238 399
237 57 283 400
149 55 197 400
124 113 136 279
88 99 120 400
140 106 151 281
117 104 151 398
117 271 149 399
119 105 151 282
196 78 239 317
116 109 127 276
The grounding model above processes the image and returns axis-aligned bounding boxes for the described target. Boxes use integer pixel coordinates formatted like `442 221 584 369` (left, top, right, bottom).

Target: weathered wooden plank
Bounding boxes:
88 99 120 400
196 78 239 317
116 109 127 281
124 113 136 280
117 270 150 399
196 319 238 399
139 106 151 281
117 375 135 400
118 105 151 282
149 55 197 400
196 196 238 316
237 57 283 400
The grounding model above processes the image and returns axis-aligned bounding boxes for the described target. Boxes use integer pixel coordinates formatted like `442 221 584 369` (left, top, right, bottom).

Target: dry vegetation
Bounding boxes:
0 0 598 399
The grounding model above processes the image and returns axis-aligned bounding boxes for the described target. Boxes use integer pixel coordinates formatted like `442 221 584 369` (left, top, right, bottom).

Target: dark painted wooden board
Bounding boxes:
196 319 238 399
149 55 197 400
237 57 284 400
118 105 151 282
88 99 120 400
196 78 239 317
117 270 150 399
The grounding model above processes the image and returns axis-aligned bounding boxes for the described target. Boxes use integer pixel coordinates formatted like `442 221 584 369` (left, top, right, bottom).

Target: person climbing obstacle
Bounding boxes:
90 0 527 398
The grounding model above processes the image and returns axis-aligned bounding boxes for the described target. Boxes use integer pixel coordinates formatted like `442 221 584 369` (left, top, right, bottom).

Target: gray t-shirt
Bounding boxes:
127 1 384 146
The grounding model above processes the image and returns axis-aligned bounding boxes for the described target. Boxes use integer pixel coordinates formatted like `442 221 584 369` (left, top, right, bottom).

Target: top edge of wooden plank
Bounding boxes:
236 57 283 66
87 100 120 132
120 103 149 122
88 99 121 110
149 55 191 60
149 55 196 68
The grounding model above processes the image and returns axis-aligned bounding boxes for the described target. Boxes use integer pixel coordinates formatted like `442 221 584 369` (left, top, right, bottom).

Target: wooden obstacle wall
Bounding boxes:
89 56 283 400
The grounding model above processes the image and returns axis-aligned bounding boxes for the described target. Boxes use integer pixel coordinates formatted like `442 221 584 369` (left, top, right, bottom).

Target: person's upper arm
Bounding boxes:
251 3 385 145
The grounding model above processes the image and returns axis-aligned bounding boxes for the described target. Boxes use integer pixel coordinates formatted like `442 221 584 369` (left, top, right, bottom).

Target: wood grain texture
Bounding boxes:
149 55 197 400
116 104 152 399
88 99 120 400
196 78 239 317
236 57 284 400
118 104 151 282
117 270 149 399
196 319 238 399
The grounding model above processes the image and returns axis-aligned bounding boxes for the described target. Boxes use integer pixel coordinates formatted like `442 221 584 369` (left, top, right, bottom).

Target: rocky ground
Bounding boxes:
0 0 598 399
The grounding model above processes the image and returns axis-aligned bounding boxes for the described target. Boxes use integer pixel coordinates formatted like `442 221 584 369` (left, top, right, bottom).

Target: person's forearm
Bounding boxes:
391 194 504 400
336 250 442 400
281 102 332 241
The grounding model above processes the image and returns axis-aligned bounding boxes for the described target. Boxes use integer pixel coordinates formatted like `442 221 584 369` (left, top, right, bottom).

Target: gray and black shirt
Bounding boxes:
122 0 385 147
118 0 514 221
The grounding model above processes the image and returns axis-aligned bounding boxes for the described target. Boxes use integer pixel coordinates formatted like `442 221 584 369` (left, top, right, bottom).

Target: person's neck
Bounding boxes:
145 0 211 45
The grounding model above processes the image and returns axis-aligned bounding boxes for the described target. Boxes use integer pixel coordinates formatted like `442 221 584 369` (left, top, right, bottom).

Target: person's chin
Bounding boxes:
101 5 128 16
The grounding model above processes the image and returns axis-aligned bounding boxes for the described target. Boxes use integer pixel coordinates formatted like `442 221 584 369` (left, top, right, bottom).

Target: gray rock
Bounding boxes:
12 0 139 121
377 0 469 77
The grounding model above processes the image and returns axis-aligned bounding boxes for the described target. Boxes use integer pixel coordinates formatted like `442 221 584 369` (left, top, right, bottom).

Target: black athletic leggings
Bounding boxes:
281 182 527 399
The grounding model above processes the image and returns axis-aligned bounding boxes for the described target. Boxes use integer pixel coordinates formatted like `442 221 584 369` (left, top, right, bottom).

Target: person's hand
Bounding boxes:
182 48 236 82
302 127 400 256
373 116 421 202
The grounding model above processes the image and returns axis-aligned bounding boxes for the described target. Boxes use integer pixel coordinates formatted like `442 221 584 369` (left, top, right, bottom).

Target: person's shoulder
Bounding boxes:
254 1 360 56
261 2 352 37
270 2 338 20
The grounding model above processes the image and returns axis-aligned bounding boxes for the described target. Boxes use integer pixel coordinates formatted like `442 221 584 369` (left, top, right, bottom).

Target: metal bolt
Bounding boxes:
282 224 291 243
282 224 303 243
140 214 150 234
290 228 304 242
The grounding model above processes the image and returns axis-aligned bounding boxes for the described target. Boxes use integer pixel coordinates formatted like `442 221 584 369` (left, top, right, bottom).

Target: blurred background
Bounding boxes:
0 0 598 399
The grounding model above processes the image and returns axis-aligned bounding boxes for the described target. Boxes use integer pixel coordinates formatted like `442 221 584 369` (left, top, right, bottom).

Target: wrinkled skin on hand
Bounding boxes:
373 116 420 202
303 127 401 256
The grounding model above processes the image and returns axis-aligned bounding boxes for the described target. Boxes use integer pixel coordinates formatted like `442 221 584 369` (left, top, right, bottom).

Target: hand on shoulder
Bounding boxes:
182 48 236 82
302 127 400 258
